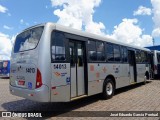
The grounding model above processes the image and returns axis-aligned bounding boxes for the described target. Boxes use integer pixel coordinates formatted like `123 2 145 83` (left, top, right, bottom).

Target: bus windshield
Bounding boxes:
14 26 44 53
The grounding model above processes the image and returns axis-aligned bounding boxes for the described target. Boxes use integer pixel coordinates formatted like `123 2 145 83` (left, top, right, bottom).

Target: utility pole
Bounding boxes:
152 37 155 46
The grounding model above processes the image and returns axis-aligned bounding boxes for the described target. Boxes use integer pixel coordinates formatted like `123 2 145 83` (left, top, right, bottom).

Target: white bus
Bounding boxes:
148 50 160 78
10 23 150 102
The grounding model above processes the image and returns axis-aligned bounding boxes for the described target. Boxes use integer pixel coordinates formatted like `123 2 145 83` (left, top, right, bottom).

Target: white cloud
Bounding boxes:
151 0 160 38
0 5 8 13
109 19 152 47
3 25 13 30
0 32 13 60
152 27 160 37
133 6 152 16
51 0 152 47
51 0 105 35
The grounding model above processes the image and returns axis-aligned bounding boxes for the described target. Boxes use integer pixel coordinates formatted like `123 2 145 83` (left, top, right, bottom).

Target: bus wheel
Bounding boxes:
102 78 115 99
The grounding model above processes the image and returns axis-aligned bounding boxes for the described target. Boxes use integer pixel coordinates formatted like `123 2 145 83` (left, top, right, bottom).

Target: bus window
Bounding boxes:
96 42 105 61
106 44 114 62
141 51 147 63
88 40 97 61
121 47 128 62
136 50 141 63
114 45 121 62
14 26 44 53
51 32 66 61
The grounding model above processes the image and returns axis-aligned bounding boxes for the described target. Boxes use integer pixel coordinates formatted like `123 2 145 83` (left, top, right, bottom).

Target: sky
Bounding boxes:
0 0 160 60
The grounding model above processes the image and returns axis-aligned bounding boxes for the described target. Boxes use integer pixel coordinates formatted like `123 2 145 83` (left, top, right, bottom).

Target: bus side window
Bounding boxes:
141 51 147 63
88 40 97 61
96 41 105 61
136 50 141 63
106 44 114 62
114 45 121 62
121 47 128 62
51 32 66 61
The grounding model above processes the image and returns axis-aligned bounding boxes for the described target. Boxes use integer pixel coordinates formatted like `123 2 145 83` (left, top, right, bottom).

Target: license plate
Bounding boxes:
18 80 25 86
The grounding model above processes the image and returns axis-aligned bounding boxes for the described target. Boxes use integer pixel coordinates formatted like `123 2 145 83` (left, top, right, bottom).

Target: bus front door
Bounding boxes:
128 50 137 83
69 40 86 98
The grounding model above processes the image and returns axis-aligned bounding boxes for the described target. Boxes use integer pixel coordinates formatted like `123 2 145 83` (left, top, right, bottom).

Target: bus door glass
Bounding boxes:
128 50 137 83
69 40 86 98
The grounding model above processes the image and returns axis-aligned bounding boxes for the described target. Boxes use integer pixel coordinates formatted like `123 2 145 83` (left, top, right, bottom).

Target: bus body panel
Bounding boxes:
10 84 49 102
136 64 146 82
116 64 130 88
10 63 37 89
0 60 10 77
88 63 130 90
51 85 70 102
51 63 70 102
10 41 39 90
88 80 104 96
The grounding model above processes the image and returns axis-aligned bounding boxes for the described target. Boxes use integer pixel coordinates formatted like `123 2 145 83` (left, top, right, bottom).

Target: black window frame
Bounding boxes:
106 43 114 62
114 44 121 62
121 46 128 63
87 39 105 62
88 40 97 61
136 50 142 63
141 51 148 63
96 41 105 61
106 43 122 63
51 31 67 62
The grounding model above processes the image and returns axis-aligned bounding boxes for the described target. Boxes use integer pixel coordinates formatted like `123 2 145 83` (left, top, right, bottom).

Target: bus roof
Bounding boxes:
145 45 160 51
22 22 150 52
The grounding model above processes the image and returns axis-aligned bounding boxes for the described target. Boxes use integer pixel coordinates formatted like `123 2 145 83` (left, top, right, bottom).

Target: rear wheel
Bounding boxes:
102 78 115 99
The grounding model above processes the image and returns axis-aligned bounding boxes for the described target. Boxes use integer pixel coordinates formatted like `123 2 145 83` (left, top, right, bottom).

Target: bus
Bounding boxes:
145 46 160 78
10 23 150 102
152 50 160 78
0 60 10 78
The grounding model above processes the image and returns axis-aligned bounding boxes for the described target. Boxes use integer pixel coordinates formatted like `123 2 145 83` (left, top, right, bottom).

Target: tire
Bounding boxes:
102 78 115 99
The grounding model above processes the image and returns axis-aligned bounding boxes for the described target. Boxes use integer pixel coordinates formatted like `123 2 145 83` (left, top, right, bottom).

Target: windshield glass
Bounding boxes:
14 26 44 53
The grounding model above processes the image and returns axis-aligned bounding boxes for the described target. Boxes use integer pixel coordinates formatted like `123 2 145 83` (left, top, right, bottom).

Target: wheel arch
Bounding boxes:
103 74 116 90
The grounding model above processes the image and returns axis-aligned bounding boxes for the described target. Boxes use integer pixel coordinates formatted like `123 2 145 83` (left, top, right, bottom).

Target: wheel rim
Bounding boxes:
106 82 113 95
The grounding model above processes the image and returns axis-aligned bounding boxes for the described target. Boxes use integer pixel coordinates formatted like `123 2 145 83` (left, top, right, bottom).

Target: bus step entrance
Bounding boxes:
71 95 87 101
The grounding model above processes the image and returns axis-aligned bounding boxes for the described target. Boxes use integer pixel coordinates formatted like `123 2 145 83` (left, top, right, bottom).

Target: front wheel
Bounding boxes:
102 79 115 99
